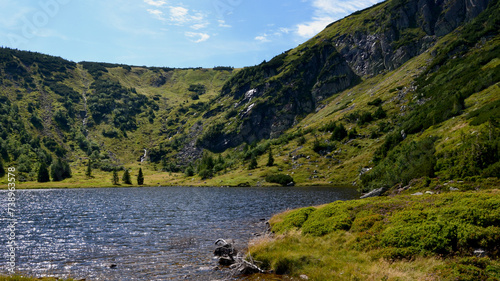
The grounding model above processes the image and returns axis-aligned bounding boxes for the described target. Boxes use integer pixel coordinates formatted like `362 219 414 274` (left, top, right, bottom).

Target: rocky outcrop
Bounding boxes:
434 0 491 36
201 43 360 152
335 0 492 77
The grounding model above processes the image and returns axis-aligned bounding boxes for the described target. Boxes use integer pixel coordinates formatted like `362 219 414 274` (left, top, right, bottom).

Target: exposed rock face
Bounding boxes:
335 0 491 77
197 0 492 152
434 0 491 36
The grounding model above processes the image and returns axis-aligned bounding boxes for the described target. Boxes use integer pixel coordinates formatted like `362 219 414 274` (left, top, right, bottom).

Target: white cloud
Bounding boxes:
255 35 270 42
144 0 167 7
169 6 188 22
167 6 208 27
185 32 210 43
218 20 231 28
296 16 333 38
147 9 165 21
296 0 380 38
279 27 291 34
144 4 210 30
191 23 208 30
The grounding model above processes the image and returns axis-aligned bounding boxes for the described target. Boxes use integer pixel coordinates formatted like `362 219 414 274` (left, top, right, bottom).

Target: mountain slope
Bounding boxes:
194 0 496 153
0 0 499 189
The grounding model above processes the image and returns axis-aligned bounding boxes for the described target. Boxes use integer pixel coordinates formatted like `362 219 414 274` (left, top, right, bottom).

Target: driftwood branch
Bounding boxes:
213 238 265 275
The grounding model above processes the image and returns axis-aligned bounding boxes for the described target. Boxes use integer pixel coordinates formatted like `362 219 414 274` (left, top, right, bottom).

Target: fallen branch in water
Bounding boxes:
213 238 265 275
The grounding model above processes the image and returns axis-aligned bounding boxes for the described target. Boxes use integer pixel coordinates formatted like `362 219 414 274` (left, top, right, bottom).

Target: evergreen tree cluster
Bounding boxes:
50 158 72 182
196 151 227 179
34 158 71 183
111 167 144 186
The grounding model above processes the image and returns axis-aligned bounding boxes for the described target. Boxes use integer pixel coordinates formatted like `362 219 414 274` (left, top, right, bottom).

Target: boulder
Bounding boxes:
360 187 385 199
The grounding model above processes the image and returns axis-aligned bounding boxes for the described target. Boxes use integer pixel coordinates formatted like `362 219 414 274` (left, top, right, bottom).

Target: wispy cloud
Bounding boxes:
255 35 270 42
191 23 208 30
169 6 188 23
253 26 291 43
218 19 231 28
142 3 212 42
147 9 165 21
147 5 209 28
144 0 168 7
296 0 379 38
185 31 210 43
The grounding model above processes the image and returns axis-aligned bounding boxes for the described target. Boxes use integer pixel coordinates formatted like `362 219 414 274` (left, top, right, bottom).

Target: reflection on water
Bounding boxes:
0 186 358 280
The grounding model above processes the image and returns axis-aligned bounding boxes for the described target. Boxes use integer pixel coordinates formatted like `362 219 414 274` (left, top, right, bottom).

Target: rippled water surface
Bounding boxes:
1 186 359 280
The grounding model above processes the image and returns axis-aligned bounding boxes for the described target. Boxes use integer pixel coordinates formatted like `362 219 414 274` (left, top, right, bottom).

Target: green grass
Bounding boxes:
249 189 500 280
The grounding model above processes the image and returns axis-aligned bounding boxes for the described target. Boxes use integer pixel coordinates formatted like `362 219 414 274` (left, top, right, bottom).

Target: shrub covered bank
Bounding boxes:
250 189 500 280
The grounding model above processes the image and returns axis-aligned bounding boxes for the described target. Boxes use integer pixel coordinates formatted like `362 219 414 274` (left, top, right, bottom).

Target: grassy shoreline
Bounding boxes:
248 185 500 280
0 164 354 190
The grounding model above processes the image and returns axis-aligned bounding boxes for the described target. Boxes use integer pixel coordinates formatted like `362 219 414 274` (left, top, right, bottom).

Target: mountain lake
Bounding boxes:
1 186 359 280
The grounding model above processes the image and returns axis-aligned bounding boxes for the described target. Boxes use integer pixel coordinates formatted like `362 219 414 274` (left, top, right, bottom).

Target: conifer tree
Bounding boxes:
137 168 144 185
249 155 258 170
112 168 119 185
37 162 50 183
267 148 274 167
122 169 132 184
185 165 194 177
0 160 5 178
85 159 92 178
51 158 72 181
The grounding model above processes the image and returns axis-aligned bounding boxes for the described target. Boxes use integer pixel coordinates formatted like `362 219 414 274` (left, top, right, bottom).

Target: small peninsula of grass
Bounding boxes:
249 187 500 280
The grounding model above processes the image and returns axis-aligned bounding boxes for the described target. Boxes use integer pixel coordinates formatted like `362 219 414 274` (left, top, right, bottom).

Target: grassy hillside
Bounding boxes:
0 50 236 187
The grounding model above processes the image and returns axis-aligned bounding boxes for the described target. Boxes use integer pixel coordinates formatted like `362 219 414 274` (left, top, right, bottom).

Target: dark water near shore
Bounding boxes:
1 186 359 280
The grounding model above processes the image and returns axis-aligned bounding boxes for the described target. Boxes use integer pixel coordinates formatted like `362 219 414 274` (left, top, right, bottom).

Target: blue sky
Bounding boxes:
0 0 382 68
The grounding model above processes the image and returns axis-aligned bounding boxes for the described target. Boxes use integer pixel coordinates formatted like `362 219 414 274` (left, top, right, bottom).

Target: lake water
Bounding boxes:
1 186 359 280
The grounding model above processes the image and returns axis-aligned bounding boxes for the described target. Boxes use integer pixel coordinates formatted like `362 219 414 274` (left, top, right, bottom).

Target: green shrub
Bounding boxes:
50 158 71 181
266 173 294 186
468 100 500 126
272 207 316 234
435 125 499 179
357 112 373 125
198 168 213 179
348 128 358 139
350 214 384 232
312 138 335 154
436 257 497 281
373 106 387 119
301 201 354 236
362 137 436 192
185 165 195 177
368 98 383 106
381 220 459 256
331 123 347 141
